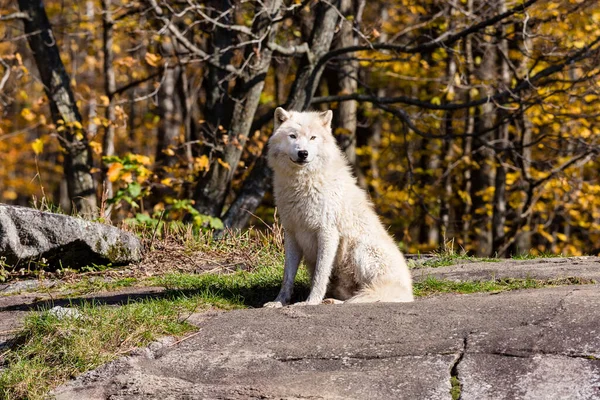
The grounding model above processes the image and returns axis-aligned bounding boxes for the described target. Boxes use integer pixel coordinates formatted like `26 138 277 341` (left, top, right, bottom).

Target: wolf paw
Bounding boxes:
263 301 284 308
322 298 344 305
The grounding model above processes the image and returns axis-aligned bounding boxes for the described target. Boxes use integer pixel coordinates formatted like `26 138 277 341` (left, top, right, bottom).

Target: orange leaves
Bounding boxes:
107 162 123 182
144 53 162 67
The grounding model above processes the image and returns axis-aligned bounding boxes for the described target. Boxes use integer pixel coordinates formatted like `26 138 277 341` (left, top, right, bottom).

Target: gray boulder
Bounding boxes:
0 204 142 269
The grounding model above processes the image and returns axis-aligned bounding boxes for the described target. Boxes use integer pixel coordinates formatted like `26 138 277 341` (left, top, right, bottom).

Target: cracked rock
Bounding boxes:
51 285 600 400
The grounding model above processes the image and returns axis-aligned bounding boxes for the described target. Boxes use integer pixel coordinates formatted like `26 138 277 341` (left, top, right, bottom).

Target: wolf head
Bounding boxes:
267 108 335 171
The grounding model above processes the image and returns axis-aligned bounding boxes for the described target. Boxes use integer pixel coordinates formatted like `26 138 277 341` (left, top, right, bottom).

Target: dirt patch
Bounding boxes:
136 237 258 277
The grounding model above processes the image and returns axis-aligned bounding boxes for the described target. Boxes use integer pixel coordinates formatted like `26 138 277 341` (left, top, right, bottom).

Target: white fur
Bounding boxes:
264 108 414 307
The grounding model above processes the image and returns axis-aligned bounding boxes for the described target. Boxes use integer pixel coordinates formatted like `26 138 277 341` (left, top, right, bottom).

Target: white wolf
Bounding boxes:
264 108 413 307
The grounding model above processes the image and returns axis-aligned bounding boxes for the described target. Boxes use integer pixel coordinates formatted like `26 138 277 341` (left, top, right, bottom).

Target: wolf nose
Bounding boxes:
297 150 308 160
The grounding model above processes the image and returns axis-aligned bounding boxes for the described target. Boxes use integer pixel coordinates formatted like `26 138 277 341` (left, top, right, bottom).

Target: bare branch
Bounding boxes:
0 58 10 93
267 41 312 60
312 0 540 74
194 7 255 36
270 0 313 23
0 11 31 21
531 151 596 189
111 71 160 97
145 0 242 76
312 34 600 111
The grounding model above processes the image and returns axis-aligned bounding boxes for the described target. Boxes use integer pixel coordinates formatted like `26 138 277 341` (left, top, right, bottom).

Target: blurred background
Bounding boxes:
0 0 598 256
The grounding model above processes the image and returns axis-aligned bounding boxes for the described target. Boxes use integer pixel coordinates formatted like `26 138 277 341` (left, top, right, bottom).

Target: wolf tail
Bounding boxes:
345 276 414 303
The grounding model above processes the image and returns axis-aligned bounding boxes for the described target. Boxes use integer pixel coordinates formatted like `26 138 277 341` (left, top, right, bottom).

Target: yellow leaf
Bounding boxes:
106 162 123 182
31 138 44 155
121 171 133 183
100 95 109 106
161 178 172 186
431 97 441 105
145 52 162 67
2 190 17 200
163 148 175 156
89 141 102 154
536 225 554 243
556 233 567 242
217 158 231 170
136 166 151 182
195 155 210 171
129 154 151 165
21 108 36 122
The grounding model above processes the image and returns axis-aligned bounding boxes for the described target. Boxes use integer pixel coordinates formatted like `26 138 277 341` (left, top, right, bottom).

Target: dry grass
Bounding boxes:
2 222 286 290
134 223 284 277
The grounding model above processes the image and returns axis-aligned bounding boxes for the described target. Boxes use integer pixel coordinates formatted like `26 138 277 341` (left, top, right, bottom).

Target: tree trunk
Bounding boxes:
439 23 458 244
155 65 183 170
469 32 497 256
223 1 341 229
491 0 511 257
328 0 359 165
192 0 283 217
461 0 475 248
191 0 237 217
18 0 97 216
101 0 116 215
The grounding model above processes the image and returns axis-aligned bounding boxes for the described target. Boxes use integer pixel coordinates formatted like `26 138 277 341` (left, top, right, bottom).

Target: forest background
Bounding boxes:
0 0 599 257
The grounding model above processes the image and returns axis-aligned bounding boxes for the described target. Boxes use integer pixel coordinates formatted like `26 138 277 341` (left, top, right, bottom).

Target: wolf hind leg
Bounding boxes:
346 277 414 303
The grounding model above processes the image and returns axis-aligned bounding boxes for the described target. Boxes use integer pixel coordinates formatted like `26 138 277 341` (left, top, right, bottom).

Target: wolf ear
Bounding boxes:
274 107 290 131
319 110 333 128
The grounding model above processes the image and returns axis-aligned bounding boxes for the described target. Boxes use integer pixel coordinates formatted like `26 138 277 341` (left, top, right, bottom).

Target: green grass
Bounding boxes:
0 294 227 400
56 277 139 295
511 252 566 260
450 375 461 400
153 264 312 308
413 276 592 297
419 254 500 268
0 263 307 399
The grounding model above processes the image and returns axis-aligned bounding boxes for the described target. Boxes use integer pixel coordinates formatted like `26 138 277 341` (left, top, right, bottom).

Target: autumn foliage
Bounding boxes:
0 0 599 257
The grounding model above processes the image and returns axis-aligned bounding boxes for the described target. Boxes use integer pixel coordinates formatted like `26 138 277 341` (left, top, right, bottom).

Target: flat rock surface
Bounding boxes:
413 256 600 283
52 284 600 400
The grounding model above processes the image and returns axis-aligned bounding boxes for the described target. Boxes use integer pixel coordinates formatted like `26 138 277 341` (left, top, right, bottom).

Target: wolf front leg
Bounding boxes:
263 233 302 308
304 230 339 305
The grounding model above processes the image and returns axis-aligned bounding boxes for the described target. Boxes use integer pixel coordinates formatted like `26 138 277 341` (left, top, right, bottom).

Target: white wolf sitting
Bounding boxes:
264 107 413 307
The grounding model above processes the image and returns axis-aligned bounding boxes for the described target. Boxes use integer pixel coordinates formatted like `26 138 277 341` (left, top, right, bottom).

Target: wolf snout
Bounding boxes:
297 150 309 161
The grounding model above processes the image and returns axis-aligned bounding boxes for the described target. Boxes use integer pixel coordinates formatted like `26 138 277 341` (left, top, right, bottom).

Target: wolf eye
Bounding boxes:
289 134 296 139
310 136 316 140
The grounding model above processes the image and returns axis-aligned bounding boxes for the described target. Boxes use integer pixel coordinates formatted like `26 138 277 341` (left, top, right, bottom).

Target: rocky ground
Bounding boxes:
2 257 600 399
